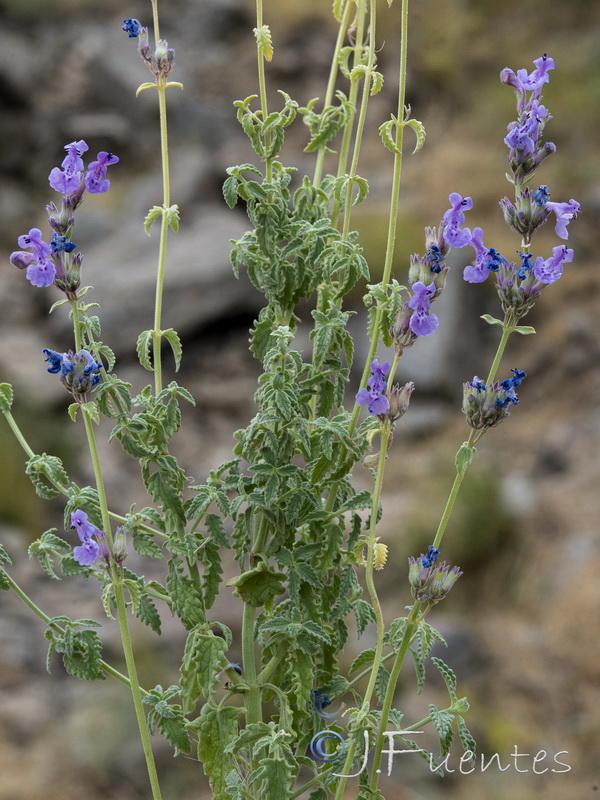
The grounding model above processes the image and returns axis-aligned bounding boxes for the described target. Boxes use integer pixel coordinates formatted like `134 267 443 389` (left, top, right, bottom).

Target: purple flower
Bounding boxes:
533 245 574 284
366 359 390 392
355 388 390 416
84 151 120 194
122 18 141 37
504 101 548 154
71 509 104 566
49 139 88 194
441 192 473 248
356 359 391 416
407 281 439 336
13 228 56 288
545 199 580 240
517 54 555 95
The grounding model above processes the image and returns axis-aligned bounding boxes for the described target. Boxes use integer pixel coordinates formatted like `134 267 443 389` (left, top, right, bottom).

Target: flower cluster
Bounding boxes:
462 369 526 430
463 56 580 321
408 547 462 604
71 509 105 566
10 140 118 295
392 193 473 354
123 18 176 79
43 348 102 401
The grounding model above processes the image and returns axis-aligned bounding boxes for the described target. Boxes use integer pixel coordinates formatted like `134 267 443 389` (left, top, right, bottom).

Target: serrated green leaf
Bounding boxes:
431 656 457 702
227 562 286 607
161 328 183 372
135 593 162 634
405 117 426 153
349 648 375 674
56 629 106 681
180 627 228 712
144 205 163 236
254 24 273 61
192 704 241 798
136 329 154 371
166 204 180 232
0 383 13 412
457 716 477 759
222 175 239 208
25 454 69 499
68 403 79 422
28 529 70 580
379 118 401 156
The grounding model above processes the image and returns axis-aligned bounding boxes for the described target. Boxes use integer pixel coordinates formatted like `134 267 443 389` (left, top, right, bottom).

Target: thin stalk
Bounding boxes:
70 299 83 352
242 602 262 725
312 0 353 188
149 0 173 396
255 0 273 184
1 406 166 540
360 421 391 707
3 570 145 695
81 406 163 800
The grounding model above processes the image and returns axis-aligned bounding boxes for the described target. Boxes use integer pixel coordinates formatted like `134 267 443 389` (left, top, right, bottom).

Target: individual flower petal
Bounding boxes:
355 388 390 416
545 199 580 239
533 245 574 284
26 260 56 287
84 151 119 194
73 538 100 566
407 281 439 336
442 192 473 248
48 140 88 194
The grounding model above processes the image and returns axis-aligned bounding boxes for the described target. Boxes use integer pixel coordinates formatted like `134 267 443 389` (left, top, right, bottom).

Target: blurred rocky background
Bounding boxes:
1 0 599 798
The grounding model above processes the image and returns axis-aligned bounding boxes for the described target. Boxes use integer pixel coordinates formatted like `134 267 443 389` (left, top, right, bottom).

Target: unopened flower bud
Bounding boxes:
113 528 128 564
387 381 414 421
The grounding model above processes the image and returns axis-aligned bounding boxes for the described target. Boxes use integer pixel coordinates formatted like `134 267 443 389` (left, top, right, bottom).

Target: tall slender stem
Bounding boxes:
81 407 163 800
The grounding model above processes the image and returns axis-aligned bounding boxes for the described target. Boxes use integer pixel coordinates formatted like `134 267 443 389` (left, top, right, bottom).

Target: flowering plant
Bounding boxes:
0 2 580 799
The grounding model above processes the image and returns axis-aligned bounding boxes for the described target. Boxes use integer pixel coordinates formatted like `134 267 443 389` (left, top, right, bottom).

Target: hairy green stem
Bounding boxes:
81 406 163 800
3 570 145 694
242 602 262 725
312 0 353 188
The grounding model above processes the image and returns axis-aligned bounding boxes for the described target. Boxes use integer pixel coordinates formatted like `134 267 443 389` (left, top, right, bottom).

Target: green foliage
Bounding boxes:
191 704 242 799
144 685 191 754
180 625 230 712
45 617 105 681
28 529 70 580
25 453 69 499
0 383 13 412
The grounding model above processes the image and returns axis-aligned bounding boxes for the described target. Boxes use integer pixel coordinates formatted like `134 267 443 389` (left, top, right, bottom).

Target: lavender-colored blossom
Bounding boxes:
504 101 548 154
463 229 508 284
533 245 574 284
355 388 390 416
441 192 473 248
356 359 391 416
366 359 390 392
517 54 555 95
408 554 462 603
13 228 56 288
71 509 104 566
122 18 141 37
545 199 580 240
84 151 120 194
407 281 438 336
48 139 88 194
